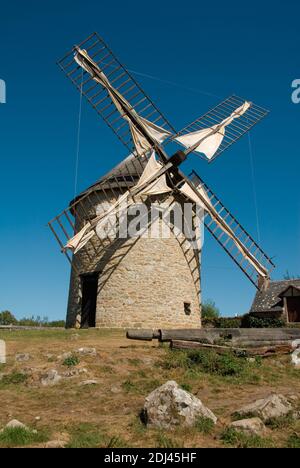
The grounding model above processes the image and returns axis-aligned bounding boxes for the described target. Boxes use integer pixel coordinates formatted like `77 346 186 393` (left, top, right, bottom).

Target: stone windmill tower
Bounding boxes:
49 33 275 329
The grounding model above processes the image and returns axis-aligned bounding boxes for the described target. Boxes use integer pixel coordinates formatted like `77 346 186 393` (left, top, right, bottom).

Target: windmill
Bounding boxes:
48 32 275 329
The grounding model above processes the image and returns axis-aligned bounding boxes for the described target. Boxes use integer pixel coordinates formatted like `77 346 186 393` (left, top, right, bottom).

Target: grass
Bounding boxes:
0 371 28 387
155 432 184 448
66 423 104 448
0 427 49 448
160 349 262 384
194 417 215 435
287 433 300 448
220 427 274 448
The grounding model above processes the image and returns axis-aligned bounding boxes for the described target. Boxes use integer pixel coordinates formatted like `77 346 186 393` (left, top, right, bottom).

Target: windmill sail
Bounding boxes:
185 171 275 288
175 101 251 160
58 33 175 161
171 96 268 162
63 152 172 254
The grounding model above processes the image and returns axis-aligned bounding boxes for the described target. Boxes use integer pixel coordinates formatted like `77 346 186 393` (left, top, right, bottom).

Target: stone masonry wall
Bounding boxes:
66 189 201 329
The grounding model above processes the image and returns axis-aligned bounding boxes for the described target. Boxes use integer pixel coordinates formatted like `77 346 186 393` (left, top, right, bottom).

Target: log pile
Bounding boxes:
126 328 300 357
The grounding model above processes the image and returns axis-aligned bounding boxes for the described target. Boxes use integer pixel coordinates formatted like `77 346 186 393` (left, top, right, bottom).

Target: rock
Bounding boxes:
234 394 293 422
58 352 72 361
40 370 62 387
62 368 88 378
230 417 267 436
5 419 28 430
44 440 65 449
143 381 217 429
78 380 98 387
15 353 30 362
76 347 97 357
110 384 122 394
291 348 300 368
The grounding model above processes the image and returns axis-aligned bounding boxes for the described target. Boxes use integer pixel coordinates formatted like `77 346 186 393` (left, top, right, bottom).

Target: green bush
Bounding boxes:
63 355 80 367
0 310 18 325
203 317 242 328
202 300 220 320
241 315 285 328
162 349 253 378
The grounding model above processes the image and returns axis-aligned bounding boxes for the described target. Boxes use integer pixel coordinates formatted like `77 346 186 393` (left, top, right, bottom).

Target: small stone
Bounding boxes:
78 380 98 387
110 384 122 394
40 370 62 387
35 416 41 421
230 418 267 436
76 347 97 357
143 380 217 429
15 353 30 363
6 419 28 430
44 440 65 449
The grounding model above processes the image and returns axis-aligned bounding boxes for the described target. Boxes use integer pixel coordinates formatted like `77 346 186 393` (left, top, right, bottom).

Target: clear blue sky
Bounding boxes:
0 0 299 320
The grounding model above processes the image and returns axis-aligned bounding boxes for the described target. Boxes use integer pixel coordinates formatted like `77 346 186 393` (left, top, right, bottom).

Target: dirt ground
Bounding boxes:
0 328 299 448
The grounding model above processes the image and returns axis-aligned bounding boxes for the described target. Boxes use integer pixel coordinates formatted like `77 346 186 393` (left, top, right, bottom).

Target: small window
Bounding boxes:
184 302 191 316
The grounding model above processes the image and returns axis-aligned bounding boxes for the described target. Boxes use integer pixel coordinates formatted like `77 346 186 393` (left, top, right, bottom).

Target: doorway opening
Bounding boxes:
80 272 99 328
287 296 300 323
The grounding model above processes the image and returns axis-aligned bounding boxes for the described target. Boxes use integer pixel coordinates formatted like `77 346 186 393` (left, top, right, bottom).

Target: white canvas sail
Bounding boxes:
175 101 251 160
75 49 171 155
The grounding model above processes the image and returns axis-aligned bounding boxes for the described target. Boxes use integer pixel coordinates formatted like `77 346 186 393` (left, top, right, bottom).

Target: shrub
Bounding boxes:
241 315 285 328
0 310 18 325
63 355 79 367
162 349 253 378
202 317 242 328
202 300 220 320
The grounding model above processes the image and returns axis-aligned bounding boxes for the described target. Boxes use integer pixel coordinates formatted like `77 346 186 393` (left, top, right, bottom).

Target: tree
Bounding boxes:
202 300 220 320
284 270 300 280
0 310 18 325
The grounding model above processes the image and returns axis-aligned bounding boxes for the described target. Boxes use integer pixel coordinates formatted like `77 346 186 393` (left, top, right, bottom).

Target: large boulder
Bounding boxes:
234 394 293 422
143 381 217 429
230 417 267 436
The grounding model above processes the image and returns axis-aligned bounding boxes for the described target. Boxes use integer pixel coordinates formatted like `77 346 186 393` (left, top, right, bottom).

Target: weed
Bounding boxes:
155 432 183 448
105 436 128 448
63 355 79 367
194 417 215 435
267 413 295 429
287 433 300 448
122 380 138 393
180 383 192 392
